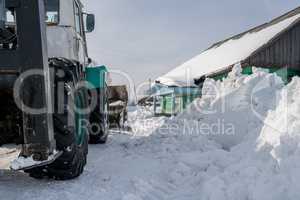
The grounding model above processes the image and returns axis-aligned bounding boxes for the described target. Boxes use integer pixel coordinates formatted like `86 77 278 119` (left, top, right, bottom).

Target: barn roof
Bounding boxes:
157 7 300 87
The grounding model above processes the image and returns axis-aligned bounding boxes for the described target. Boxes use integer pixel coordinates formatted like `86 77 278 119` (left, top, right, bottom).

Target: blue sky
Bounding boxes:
84 0 299 85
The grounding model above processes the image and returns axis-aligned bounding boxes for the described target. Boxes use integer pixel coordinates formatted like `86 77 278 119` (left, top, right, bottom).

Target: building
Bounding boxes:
157 7 300 87
152 85 200 116
154 7 300 116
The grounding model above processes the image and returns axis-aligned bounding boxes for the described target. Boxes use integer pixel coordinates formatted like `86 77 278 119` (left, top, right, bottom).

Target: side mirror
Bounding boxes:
86 14 95 33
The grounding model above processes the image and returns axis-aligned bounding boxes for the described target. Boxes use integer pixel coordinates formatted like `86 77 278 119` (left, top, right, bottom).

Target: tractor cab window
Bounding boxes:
5 0 59 24
45 0 59 24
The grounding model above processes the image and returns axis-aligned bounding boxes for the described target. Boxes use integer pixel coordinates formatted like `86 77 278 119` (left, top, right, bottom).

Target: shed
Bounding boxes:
156 7 300 87
152 84 200 116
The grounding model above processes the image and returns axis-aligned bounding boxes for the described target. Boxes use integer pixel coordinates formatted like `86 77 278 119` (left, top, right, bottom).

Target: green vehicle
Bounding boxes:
86 66 110 144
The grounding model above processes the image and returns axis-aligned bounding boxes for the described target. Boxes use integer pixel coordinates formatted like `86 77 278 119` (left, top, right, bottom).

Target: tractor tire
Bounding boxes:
26 116 88 180
25 58 89 180
89 113 108 144
89 105 109 144
88 87 109 144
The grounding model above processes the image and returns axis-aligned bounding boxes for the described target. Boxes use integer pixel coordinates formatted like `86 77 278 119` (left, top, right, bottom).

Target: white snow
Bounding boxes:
157 13 300 86
1 66 300 199
109 100 126 107
127 106 166 137
197 74 300 200
176 64 284 149
10 151 61 171
0 145 19 169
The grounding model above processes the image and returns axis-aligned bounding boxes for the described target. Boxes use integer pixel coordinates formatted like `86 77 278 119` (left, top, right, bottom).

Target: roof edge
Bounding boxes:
207 6 300 51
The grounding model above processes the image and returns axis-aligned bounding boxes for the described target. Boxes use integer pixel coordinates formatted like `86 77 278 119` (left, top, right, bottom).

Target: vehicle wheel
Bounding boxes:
26 113 88 180
89 100 109 144
25 58 89 180
88 111 108 144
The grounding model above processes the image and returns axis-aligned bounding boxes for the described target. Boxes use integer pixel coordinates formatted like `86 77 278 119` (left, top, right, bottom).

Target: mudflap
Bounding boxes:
10 151 63 171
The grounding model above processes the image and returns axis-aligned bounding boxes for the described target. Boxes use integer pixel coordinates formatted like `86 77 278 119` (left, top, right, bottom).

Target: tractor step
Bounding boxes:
10 151 62 171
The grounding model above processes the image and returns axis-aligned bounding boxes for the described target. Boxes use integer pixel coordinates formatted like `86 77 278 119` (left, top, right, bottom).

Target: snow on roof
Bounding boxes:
157 10 300 87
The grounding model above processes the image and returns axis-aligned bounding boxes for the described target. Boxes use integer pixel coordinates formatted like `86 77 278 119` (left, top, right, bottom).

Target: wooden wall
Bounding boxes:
243 21 300 70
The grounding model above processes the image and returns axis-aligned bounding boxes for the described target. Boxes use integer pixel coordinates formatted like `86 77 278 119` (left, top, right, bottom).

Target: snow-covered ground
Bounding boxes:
1 65 300 200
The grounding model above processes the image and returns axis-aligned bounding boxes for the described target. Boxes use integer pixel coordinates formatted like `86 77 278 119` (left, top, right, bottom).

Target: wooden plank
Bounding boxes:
274 38 281 65
266 47 272 66
295 24 300 68
290 27 295 67
282 34 287 66
288 30 293 66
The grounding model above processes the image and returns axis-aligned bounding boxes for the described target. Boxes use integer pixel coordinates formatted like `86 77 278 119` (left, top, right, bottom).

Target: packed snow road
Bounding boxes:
0 107 222 200
0 130 214 200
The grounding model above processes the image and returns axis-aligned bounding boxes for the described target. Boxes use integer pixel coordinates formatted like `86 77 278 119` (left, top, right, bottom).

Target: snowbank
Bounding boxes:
127 106 166 137
176 64 284 149
200 77 300 200
154 65 300 199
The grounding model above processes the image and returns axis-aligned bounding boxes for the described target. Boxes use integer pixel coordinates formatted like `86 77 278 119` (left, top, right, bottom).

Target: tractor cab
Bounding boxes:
0 0 95 66
45 0 95 66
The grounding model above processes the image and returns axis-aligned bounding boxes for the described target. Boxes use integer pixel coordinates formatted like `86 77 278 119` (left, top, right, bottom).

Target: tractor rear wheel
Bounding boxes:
89 101 109 144
89 112 108 144
25 58 89 180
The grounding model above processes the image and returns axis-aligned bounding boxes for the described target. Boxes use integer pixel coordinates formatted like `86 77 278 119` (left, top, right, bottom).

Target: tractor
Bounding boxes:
0 0 109 180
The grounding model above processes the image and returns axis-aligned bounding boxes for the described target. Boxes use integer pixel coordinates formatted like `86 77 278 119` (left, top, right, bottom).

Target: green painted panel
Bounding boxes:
210 73 228 81
242 66 253 75
155 86 201 115
273 68 288 83
209 66 300 84
244 66 300 84
174 97 182 113
163 96 174 114
182 95 188 109
86 65 107 89
159 94 201 115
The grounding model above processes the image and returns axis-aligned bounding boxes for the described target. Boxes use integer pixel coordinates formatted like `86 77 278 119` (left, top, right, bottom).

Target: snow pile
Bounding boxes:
157 13 300 86
145 65 300 199
127 106 166 137
176 64 284 149
0 145 19 169
10 150 61 171
199 77 300 200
